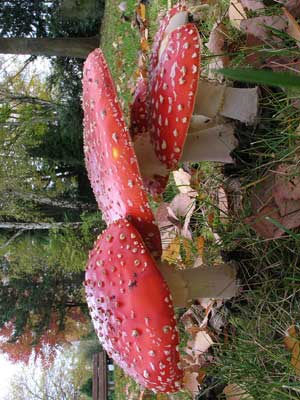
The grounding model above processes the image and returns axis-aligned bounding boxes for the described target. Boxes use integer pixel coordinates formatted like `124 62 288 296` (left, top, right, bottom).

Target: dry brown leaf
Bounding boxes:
229 0 247 30
207 212 215 226
284 8 300 46
138 3 146 21
140 37 149 51
274 164 300 203
240 15 288 42
240 0 265 10
173 168 198 198
218 187 229 221
224 383 253 399
190 330 214 354
246 167 300 238
284 325 300 375
162 236 181 264
196 236 205 257
206 23 230 67
275 0 300 17
183 371 200 398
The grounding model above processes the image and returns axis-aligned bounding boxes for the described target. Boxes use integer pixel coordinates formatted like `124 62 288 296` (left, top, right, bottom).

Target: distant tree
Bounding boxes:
0 0 103 59
7 346 91 399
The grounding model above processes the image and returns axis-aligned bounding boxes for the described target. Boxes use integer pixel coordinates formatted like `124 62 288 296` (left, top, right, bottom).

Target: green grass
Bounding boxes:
100 0 140 113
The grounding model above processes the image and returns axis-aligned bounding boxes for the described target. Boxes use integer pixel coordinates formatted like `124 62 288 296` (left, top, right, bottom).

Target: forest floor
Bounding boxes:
100 0 300 399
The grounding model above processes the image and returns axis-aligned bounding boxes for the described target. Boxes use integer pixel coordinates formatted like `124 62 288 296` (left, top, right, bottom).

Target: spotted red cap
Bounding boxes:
149 24 200 169
150 3 188 75
82 49 161 257
85 219 183 392
129 76 149 140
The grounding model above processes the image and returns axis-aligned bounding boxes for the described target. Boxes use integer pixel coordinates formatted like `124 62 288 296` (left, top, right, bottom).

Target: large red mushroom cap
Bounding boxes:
85 219 183 392
83 49 161 257
149 24 201 169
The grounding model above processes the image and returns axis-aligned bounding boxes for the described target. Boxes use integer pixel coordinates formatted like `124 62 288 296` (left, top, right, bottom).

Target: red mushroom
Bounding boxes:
85 219 183 393
150 3 188 77
82 48 161 257
129 76 149 140
128 4 259 194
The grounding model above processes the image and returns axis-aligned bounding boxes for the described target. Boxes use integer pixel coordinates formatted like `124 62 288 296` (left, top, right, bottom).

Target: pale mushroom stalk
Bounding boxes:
158 261 237 308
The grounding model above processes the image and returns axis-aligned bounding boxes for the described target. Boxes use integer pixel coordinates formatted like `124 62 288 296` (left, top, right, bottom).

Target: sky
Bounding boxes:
0 54 52 399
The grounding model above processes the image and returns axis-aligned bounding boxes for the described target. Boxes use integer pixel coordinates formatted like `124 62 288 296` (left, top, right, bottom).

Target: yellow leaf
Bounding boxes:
196 236 205 256
140 37 150 51
138 4 146 21
223 384 253 400
162 236 180 264
181 237 194 265
284 325 300 375
156 394 168 400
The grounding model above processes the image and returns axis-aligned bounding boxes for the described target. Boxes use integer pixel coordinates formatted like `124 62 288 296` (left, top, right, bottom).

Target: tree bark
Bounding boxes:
0 222 81 230
0 36 99 59
12 191 96 211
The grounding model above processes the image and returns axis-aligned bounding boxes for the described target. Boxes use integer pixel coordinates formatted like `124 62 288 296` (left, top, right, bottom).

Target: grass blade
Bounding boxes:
218 68 300 89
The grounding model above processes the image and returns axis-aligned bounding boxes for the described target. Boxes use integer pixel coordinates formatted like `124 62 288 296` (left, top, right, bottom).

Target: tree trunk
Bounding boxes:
12 191 96 211
0 36 99 59
0 222 81 230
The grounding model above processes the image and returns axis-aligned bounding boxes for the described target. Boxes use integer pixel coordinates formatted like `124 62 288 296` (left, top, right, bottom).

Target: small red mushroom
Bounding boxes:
85 219 183 393
131 9 258 194
82 48 161 257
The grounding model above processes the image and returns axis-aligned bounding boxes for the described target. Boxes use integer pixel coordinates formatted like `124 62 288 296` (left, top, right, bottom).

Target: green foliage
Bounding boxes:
219 68 300 89
80 378 93 398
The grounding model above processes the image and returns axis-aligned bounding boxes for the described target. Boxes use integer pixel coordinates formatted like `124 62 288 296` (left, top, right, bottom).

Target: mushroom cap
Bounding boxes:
83 49 161 257
85 219 183 392
150 3 188 76
149 24 201 169
129 76 149 140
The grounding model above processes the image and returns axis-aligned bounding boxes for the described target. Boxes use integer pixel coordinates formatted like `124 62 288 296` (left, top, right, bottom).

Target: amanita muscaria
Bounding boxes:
85 218 236 392
85 219 183 393
131 4 259 194
82 48 161 257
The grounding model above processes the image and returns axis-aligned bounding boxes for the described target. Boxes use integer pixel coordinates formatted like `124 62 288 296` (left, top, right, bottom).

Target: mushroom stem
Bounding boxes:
194 81 259 124
158 262 238 307
181 123 237 164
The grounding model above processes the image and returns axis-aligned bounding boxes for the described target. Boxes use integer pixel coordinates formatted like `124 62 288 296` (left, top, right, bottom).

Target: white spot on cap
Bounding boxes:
143 370 150 379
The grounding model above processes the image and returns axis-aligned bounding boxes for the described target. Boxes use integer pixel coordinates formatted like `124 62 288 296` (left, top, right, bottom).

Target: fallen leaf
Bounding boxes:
240 15 288 42
162 236 181 264
273 164 300 204
189 330 214 354
196 236 205 257
284 8 300 46
218 186 229 221
224 383 254 399
140 37 149 51
240 0 265 10
137 3 146 22
246 167 300 239
206 23 230 67
173 168 198 198
229 0 247 30
274 0 300 18
284 325 300 375
183 371 200 398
